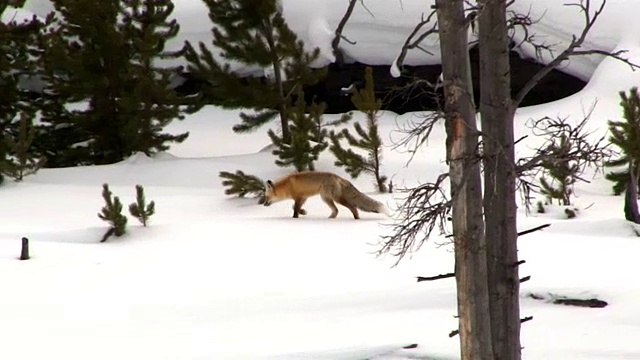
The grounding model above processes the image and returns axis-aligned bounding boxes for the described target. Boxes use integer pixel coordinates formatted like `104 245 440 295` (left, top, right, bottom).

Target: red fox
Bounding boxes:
263 171 390 219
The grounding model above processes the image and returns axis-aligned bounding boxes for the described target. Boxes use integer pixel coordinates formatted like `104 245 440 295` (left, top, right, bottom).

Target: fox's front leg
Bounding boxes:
292 197 308 218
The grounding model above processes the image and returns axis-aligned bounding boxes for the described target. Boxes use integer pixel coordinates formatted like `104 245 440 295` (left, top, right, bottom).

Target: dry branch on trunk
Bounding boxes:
390 111 443 166
377 173 450 263
416 273 455 282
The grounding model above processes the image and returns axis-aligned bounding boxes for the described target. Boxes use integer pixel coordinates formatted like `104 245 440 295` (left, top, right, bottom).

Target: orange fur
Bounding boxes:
263 171 389 219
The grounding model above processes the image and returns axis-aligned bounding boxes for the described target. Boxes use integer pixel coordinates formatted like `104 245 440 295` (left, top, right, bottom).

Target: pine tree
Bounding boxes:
39 0 188 166
0 3 47 183
3 112 46 181
98 183 128 242
128 184 155 226
268 91 329 171
183 0 326 144
538 134 576 206
219 170 266 198
120 0 189 155
329 67 388 192
605 87 640 195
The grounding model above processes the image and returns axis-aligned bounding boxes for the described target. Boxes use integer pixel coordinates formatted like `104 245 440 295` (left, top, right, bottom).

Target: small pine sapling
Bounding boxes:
128 184 155 227
539 134 577 206
219 170 266 199
268 90 329 172
518 109 611 214
605 87 640 195
98 183 128 242
329 66 388 192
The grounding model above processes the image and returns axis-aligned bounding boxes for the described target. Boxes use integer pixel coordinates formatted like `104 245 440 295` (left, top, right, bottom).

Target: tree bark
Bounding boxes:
625 161 640 223
436 1 494 359
478 1 521 359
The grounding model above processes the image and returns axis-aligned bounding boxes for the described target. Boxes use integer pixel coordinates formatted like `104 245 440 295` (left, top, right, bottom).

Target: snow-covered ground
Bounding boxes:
3 0 640 359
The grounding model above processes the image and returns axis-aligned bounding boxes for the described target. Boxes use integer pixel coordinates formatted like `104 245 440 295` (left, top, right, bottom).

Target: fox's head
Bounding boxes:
262 180 281 206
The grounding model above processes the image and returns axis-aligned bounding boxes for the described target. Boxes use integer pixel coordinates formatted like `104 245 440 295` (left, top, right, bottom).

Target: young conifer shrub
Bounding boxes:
539 134 577 206
128 184 155 227
329 67 388 192
605 87 640 195
268 90 329 172
98 183 128 242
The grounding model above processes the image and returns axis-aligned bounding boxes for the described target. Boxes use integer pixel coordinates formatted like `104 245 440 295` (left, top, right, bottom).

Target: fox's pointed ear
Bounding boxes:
265 180 274 190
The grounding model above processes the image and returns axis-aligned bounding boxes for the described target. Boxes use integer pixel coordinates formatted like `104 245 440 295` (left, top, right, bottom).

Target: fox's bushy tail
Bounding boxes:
343 182 391 216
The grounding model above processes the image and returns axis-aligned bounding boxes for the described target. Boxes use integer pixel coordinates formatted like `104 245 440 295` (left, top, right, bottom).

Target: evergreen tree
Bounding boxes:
98 183 128 242
0 3 47 183
3 112 46 181
120 0 189 154
605 87 640 195
268 91 328 171
39 0 188 166
183 0 326 144
329 67 388 192
219 170 265 198
538 134 577 206
128 184 155 226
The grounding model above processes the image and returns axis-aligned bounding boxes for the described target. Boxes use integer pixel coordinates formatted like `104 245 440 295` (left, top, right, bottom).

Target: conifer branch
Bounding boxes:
220 170 266 199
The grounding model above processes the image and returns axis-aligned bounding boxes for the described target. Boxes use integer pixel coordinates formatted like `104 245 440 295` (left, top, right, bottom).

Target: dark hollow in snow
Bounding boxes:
175 46 586 115
553 298 609 308
527 293 609 308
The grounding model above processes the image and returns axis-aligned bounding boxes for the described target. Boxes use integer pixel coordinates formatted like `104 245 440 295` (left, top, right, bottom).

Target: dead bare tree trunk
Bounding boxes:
436 1 494 358
478 1 521 359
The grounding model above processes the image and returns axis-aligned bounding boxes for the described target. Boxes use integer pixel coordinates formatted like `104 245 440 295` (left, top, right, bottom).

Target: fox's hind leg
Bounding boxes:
337 197 359 219
321 195 339 218
292 197 308 218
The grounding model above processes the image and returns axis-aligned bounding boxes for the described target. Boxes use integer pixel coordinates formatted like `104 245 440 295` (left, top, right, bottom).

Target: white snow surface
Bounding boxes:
2 0 640 359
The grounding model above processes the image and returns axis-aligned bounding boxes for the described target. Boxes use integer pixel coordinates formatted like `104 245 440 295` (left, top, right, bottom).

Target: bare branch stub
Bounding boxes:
517 223 550 237
416 272 455 282
512 0 640 109
449 316 534 338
